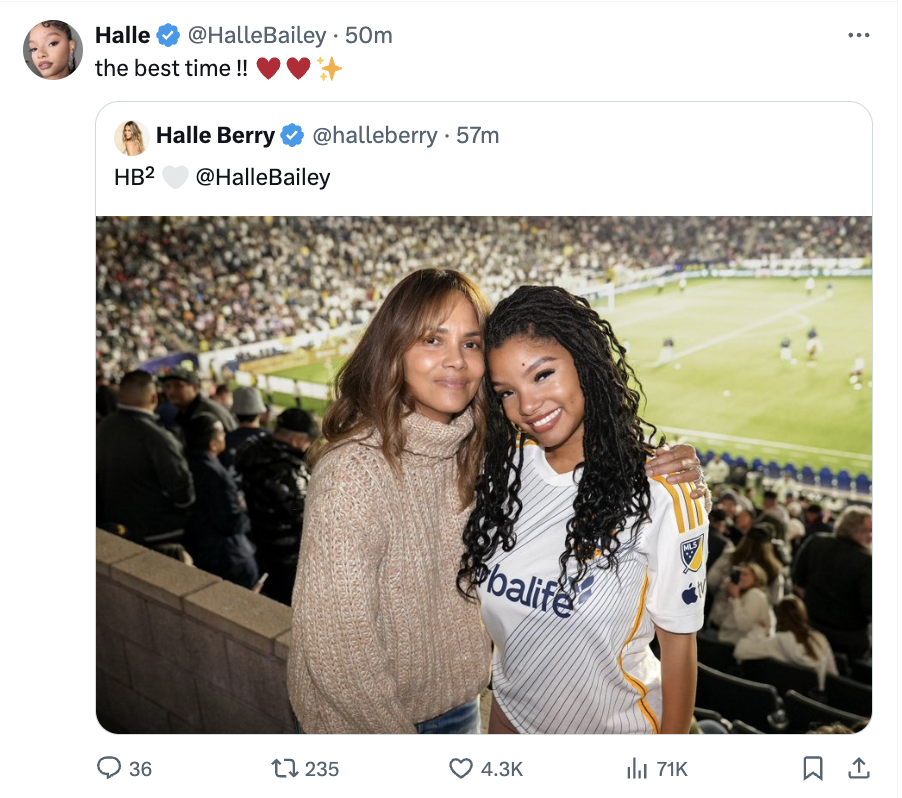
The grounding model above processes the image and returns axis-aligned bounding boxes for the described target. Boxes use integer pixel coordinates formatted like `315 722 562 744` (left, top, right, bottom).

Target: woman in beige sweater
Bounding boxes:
287 268 705 733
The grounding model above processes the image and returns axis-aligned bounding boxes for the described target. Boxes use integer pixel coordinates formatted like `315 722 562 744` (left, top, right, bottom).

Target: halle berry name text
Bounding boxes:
158 126 278 148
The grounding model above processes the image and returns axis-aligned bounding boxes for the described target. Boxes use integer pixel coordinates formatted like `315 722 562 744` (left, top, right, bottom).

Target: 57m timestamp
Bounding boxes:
457 126 500 144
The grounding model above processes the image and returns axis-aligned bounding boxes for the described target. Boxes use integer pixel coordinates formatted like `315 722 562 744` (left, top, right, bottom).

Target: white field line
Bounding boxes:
650 295 829 367
661 426 871 462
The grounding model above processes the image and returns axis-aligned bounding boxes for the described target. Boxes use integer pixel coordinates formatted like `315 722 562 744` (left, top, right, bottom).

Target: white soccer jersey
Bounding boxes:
478 444 708 734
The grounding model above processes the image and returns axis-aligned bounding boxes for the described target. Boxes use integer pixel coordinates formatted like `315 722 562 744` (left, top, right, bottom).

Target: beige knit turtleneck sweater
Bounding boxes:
287 410 491 733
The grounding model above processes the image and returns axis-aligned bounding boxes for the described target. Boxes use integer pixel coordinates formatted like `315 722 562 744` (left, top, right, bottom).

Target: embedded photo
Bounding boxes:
96 216 872 735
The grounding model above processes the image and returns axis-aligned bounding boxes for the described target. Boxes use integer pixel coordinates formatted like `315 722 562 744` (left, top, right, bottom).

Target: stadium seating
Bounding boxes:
783 463 797 480
730 720 765 734
824 675 872 718
800 466 816 485
784 690 867 733
836 470 852 491
850 659 871 685
696 634 741 675
739 658 820 699
695 664 787 732
818 467 834 488
833 652 851 678
693 707 731 734
734 456 748 471
752 458 764 472
855 473 872 494
766 461 781 479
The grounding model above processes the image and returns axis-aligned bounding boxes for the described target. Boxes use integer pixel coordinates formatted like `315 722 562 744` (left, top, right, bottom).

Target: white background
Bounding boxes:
3 1 897 795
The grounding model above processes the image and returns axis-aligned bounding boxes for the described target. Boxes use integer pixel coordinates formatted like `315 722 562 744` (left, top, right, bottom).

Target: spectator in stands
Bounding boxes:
734 595 838 690
212 383 234 412
773 471 798 503
219 386 270 472
160 367 238 434
803 503 832 538
759 489 790 532
786 516 806 551
727 507 755 545
716 489 740 522
708 562 774 644
703 454 730 487
95 216 873 381
709 526 786 609
182 413 258 589
706 508 734 570
792 506 872 660
96 370 194 545
233 408 317 605
96 374 118 421
704 508 734 619
727 460 749 489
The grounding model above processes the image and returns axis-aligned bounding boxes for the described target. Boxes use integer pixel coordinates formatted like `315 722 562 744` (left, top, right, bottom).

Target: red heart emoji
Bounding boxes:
287 57 311 79
256 57 280 79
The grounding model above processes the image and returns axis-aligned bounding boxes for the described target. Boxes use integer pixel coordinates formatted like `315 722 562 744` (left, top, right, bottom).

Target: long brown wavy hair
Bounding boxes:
122 121 145 155
775 595 822 660
730 527 784 584
309 268 490 508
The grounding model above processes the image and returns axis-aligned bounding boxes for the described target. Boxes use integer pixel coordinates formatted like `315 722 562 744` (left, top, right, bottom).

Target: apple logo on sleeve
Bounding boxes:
681 584 699 605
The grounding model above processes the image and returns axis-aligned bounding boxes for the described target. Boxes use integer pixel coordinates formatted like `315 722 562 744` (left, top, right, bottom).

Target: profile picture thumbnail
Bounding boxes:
25 20 82 80
114 121 149 157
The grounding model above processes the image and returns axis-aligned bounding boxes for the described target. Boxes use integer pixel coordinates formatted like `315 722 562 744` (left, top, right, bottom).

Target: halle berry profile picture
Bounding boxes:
25 21 81 80
116 121 148 156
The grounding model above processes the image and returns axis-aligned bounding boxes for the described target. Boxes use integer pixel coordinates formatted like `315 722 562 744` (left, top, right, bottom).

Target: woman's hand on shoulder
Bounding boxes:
645 443 709 504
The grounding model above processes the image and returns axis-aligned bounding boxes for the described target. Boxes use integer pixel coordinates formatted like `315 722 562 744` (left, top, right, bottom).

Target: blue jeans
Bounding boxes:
415 699 481 734
293 698 481 734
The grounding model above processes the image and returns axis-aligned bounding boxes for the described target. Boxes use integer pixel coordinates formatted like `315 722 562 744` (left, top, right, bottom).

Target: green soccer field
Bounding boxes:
602 276 872 477
267 276 872 478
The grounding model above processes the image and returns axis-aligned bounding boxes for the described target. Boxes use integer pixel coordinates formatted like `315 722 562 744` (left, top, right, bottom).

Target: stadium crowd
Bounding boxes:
97 374 318 607
96 216 871 380
95 217 872 733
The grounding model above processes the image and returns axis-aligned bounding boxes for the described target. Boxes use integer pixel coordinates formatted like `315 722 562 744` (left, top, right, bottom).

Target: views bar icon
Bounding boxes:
627 758 648 779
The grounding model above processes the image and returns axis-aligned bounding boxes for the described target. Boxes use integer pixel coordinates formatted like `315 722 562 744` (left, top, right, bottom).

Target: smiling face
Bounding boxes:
489 336 586 473
29 24 74 80
401 294 484 424
124 125 134 140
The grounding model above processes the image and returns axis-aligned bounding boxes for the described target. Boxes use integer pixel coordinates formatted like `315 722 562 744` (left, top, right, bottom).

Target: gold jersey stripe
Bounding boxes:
654 477 699 535
618 571 661 734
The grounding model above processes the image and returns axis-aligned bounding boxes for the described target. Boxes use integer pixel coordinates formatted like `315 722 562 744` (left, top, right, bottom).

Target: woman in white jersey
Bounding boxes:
458 285 708 734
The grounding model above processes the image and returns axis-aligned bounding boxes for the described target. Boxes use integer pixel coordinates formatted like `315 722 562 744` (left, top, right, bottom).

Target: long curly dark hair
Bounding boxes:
457 285 658 598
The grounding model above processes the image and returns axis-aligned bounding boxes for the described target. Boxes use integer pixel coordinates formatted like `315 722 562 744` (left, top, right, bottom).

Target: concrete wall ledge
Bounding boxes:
96 529 294 733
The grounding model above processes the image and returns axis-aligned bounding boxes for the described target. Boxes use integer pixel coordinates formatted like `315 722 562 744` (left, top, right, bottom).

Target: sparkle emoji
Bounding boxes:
321 56 342 81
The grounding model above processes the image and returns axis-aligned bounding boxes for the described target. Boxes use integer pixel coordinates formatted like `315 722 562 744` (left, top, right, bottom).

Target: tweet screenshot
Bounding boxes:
5 0 897 793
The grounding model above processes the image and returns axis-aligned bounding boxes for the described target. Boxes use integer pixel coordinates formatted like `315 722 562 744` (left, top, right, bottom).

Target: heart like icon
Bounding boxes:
449 758 473 779
162 165 189 189
287 57 311 79
256 57 280 79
